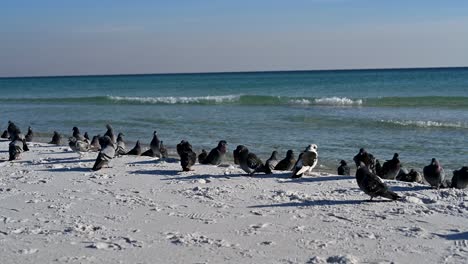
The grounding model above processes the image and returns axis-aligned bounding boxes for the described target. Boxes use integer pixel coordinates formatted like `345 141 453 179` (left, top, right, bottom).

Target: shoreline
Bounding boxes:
1 141 467 263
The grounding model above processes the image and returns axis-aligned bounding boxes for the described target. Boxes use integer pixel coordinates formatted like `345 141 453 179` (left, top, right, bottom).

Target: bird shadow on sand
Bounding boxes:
389 185 429 192
127 158 178 165
280 175 355 184
249 199 368 208
130 169 181 177
42 167 92 172
36 157 95 165
433 231 468 240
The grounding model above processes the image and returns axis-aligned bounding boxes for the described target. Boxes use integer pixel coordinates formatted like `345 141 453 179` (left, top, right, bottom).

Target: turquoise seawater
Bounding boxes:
1 68 467 171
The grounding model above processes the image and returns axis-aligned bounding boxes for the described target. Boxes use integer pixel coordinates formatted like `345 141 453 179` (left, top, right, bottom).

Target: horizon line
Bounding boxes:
1 65 467 79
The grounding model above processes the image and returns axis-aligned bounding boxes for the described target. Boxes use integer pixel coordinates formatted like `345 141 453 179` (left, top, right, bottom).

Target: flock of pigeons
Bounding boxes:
2 121 468 202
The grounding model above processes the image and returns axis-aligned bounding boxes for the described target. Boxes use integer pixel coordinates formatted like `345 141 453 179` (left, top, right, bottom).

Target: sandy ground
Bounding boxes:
1 140 468 264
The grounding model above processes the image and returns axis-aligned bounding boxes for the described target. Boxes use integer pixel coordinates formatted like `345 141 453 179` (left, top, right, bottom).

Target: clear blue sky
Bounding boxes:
1 0 468 77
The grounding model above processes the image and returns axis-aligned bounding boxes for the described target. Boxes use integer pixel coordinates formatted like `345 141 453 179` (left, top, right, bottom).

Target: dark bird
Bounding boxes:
49 131 62 145
353 148 376 173
337 160 351 176
141 131 161 158
292 144 318 178
90 135 101 151
24 126 34 142
396 168 423 183
375 160 383 177
68 137 89 154
199 140 227 165
92 136 115 171
356 162 401 201
177 140 197 171
159 140 168 159
380 153 401 179
236 145 270 175
115 133 126 156
9 135 26 161
233 145 242 165
198 149 208 164
126 140 142 156
265 151 279 172
72 127 86 141
452 167 468 189
274 150 296 171
7 121 21 140
423 158 445 189
84 132 90 141
1 130 8 139
103 124 116 144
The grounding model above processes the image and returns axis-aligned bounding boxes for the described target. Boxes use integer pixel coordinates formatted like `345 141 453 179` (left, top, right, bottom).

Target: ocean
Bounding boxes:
1 68 467 172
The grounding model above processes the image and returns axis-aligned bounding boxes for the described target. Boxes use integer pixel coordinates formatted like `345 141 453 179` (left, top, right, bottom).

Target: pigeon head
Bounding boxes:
340 160 347 166
393 153 399 159
286 150 294 158
217 140 227 153
305 144 318 152
271 151 278 159
106 124 113 130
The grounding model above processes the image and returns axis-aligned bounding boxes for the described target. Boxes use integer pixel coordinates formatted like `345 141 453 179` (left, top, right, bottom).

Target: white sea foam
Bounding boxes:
313 97 363 106
108 95 240 104
288 99 313 105
381 120 466 128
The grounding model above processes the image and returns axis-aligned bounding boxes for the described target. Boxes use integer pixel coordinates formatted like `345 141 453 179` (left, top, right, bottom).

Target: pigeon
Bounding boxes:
72 127 86 141
7 121 21 139
375 160 383 177
90 135 101 151
396 168 423 183
292 144 318 178
199 140 227 165
84 132 90 142
423 158 445 189
141 131 161 158
9 135 26 161
126 140 142 156
356 162 401 201
92 136 115 171
49 131 62 145
25 126 34 142
115 133 126 156
353 148 376 173
452 167 468 189
236 145 270 175
274 150 296 171
68 136 89 154
265 151 279 172
159 140 168 159
177 140 197 171
337 160 351 176
1 130 8 139
198 149 208 164
104 124 116 144
380 153 401 179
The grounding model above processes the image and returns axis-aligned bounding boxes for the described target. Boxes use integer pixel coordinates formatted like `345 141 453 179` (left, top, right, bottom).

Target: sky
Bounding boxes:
1 0 468 77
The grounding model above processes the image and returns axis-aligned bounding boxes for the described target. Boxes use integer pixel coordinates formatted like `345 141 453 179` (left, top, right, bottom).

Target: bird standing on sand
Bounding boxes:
381 153 401 179
104 124 116 144
9 134 26 161
274 150 296 171
84 132 90 142
7 121 21 139
115 133 126 156
356 162 401 201
177 140 197 171
92 135 115 171
126 140 142 156
49 131 62 145
265 151 279 172
353 148 376 173
72 127 86 141
90 135 101 151
396 168 423 183
198 149 208 164
292 144 318 178
159 140 168 159
423 158 445 189
1 130 8 139
236 145 270 175
25 126 34 142
68 136 89 154
337 160 350 176
452 167 468 189
199 140 227 165
142 131 161 158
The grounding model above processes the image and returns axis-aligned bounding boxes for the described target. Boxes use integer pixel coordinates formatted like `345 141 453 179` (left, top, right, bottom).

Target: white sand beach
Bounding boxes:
1 140 468 264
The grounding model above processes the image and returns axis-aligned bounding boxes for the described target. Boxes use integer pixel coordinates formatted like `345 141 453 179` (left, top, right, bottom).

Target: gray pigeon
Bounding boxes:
423 158 445 189
104 124 116 144
177 140 197 171
452 167 468 189
25 126 34 142
236 145 270 176
90 135 101 151
7 121 21 139
353 148 376 173
68 137 90 154
84 132 90 142
380 153 401 179
265 151 279 172
72 127 86 141
274 150 296 171
199 140 227 165
356 162 401 201
126 140 142 156
9 136 25 161
115 133 126 156
292 144 318 178
337 160 351 176
92 136 115 171
198 149 208 164
49 131 62 145
141 131 161 157
396 168 423 183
